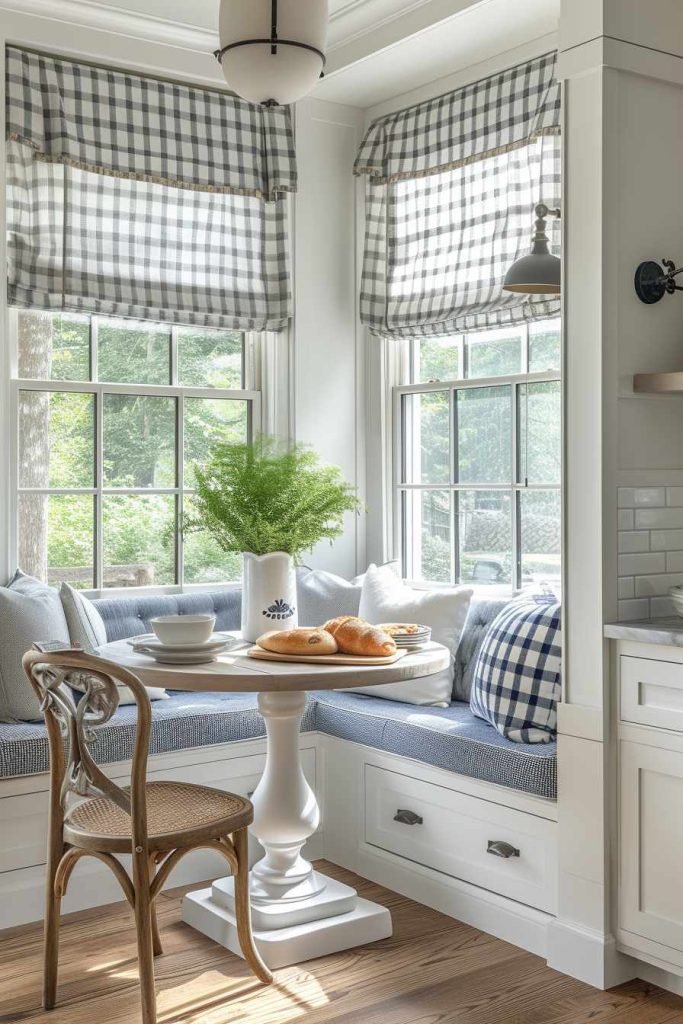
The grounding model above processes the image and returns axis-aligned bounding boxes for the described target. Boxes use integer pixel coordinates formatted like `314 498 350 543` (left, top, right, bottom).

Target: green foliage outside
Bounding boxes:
184 437 360 561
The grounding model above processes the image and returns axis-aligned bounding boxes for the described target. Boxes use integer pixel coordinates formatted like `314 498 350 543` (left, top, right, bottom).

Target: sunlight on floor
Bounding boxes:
157 967 330 1024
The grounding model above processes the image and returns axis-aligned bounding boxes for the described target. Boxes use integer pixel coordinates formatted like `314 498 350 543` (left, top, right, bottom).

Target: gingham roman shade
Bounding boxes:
353 52 562 339
5 47 295 330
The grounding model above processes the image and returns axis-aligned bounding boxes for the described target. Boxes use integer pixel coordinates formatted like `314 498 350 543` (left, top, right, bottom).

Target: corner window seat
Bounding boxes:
0 590 557 800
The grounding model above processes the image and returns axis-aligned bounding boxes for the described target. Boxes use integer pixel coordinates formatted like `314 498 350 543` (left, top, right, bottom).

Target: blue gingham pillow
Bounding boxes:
470 596 561 743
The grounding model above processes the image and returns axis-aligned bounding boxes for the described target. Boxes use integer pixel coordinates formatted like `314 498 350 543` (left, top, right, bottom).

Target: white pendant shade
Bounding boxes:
218 0 328 106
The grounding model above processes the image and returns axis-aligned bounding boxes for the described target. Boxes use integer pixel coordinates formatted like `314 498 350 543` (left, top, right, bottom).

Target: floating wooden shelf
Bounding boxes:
633 372 683 393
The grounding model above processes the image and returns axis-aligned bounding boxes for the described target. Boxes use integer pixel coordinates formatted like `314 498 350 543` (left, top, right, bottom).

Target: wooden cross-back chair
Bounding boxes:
23 648 272 1024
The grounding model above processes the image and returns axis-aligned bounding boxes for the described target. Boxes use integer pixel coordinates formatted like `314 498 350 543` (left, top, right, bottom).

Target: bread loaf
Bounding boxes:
256 628 338 657
323 616 397 657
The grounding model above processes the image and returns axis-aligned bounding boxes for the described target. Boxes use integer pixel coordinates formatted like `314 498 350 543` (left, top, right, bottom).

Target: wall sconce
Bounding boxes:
634 259 683 304
503 203 561 295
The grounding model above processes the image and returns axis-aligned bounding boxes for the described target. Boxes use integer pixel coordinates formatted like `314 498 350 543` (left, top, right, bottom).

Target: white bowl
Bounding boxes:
669 586 683 618
150 613 216 646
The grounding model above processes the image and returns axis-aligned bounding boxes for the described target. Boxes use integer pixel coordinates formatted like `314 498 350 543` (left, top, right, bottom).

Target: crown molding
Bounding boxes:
0 0 464 56
0 0 216 52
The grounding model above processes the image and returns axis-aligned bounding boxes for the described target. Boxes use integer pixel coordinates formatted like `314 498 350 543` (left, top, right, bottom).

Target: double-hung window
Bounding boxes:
396 320 561 591
12 310 258 590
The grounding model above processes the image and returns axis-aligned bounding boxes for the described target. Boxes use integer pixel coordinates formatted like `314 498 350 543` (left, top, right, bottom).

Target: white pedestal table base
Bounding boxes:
181 688 393 968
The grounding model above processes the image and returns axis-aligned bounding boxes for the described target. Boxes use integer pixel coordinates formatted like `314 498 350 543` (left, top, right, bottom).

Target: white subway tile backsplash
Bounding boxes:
618 598 650 621
635 508 683 530
667 552 683 573
650 529 683 551
651 596 676 618
634 573 683 598
617 552 666 576
618 487 666 508
617 485 683 620
618 510 634 530
618 531 650 554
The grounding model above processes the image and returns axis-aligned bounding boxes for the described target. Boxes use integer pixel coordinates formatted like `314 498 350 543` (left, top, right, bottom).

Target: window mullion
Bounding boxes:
90 316 99 383
511 382 520 592
170 325 179 386
451 387 459 585
176 393 184 587
95 386 103 590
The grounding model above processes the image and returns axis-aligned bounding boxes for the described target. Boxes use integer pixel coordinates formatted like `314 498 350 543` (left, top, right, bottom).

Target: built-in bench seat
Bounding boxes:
0 588 557 800
0 692 317 780
314 691 556 799
0 690 555 798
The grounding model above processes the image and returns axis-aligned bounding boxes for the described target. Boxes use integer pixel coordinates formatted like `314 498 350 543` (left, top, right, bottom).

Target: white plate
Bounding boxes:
130 632 235 653
134 648 226 664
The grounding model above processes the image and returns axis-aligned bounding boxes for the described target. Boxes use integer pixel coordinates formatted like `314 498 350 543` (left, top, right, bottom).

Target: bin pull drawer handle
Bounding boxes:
487 839 520 859
394 808 423 826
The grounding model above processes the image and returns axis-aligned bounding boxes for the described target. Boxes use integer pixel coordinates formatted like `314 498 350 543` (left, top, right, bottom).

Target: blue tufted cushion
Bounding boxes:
452 598 509 702
92 588 241 641
313 690 556 799
0 691 317 778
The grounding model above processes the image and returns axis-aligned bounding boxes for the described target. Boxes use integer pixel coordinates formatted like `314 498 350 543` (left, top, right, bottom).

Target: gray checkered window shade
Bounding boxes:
5 47 295 330
353 52 562 339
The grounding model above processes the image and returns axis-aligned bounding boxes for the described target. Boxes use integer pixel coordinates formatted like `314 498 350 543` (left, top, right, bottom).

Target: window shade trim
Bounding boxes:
7 136 298 201
354 126 561 188
353 52 561 187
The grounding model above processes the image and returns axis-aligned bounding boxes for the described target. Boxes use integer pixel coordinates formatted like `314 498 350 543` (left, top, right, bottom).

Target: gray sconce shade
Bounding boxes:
503 203 561 295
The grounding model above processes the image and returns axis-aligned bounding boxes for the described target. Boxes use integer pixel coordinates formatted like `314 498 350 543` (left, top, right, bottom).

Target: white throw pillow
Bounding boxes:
59 582 168 705
351 564 473 707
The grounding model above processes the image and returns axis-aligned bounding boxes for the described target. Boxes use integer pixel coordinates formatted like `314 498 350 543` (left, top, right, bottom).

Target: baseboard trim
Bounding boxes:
547 919 639 989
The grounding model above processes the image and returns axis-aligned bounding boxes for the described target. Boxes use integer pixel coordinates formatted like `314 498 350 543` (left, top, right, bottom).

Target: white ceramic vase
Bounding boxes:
241 551 298 642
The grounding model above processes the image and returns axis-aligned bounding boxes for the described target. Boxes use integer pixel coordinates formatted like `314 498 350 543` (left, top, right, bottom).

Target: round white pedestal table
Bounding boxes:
97 634 450 970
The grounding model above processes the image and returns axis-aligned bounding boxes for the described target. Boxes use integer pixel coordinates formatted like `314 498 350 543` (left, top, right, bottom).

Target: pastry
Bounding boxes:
256 628 338 656
378 623 422 637
323 616 397 657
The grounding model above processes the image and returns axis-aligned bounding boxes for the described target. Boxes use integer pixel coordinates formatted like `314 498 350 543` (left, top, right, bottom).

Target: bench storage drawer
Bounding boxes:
364 764 557 913
620 655 683 732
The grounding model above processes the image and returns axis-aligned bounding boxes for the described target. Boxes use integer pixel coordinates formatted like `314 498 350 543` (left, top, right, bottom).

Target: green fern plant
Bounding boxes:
183 437 361 559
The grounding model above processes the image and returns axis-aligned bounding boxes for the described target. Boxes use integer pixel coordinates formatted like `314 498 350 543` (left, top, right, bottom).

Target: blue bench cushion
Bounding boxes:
0 691 317 779
91 588 241 642
313 690 557 800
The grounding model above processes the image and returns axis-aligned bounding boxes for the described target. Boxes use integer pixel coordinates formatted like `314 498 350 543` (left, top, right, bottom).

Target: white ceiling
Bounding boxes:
8 0 559 110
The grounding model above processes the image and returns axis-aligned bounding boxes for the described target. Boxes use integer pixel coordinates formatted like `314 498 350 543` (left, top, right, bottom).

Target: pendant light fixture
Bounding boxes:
503 203 561 295
215 0 328 106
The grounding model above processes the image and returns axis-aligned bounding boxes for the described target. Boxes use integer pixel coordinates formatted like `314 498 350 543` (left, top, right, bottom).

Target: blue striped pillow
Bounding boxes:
470 597 561 743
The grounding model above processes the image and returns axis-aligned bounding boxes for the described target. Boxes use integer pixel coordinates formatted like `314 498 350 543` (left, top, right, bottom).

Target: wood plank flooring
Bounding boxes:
1 861 683 1024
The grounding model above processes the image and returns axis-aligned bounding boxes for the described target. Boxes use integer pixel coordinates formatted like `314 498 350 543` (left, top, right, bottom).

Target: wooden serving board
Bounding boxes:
246 647 407 667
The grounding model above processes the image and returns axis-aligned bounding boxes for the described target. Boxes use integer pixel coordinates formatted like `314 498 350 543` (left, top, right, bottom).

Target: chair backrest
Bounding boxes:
23 649 152 848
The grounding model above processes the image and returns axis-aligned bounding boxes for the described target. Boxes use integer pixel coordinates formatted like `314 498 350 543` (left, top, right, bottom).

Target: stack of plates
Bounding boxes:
379 623 432 650
129 632 237 664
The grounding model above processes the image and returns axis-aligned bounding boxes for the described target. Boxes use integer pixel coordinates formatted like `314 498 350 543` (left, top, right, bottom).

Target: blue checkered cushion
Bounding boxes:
470 596 561 743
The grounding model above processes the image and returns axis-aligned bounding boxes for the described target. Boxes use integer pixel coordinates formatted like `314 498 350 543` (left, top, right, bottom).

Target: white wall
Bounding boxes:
293 98 366 577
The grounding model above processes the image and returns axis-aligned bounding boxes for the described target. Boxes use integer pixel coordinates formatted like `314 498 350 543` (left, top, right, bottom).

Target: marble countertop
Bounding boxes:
604 617 683 646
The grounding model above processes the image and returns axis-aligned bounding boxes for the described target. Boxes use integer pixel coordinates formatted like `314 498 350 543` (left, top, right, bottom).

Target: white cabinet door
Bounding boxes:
620 740 683 950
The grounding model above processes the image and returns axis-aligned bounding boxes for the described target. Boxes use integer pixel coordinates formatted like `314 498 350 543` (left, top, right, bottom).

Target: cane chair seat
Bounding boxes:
64 782 253 854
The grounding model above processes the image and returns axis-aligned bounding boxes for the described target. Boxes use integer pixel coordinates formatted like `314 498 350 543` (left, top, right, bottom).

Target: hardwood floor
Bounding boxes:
2 861 683 1024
